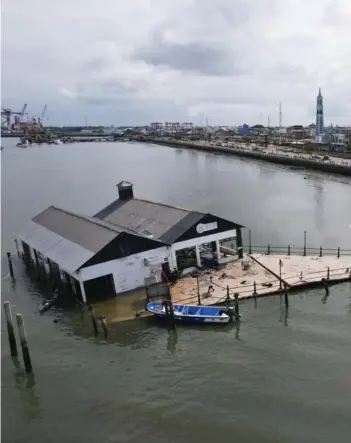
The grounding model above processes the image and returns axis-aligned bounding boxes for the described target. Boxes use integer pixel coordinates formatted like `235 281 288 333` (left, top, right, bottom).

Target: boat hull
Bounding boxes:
146 301 234 325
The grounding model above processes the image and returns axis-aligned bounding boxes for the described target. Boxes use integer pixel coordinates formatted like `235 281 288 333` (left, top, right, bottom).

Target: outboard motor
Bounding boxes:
224 306 235 321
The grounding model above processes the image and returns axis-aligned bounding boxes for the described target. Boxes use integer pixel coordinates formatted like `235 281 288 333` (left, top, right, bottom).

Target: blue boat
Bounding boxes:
146 301 237 324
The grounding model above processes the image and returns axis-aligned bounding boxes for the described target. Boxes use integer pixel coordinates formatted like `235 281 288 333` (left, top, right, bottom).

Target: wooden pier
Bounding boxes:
170 251 351 306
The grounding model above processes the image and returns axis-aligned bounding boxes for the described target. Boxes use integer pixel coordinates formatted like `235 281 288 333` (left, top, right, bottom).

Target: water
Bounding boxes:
2 139 351 443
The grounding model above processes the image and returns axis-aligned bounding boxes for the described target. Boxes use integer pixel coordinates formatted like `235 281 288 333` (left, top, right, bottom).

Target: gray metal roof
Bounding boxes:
32 206 120 253
17 220 94 274
94 198 202 242
17 206 132 274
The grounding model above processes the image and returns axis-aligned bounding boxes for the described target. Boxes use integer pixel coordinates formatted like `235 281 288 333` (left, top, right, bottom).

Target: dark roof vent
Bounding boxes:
117 180 134 201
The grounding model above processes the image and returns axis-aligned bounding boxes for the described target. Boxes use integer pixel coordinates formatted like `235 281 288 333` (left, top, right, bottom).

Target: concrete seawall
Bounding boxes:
146 139 351 177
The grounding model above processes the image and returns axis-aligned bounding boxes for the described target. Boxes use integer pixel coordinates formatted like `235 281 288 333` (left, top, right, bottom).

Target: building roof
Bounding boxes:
17 206 138 274
93 197 243 244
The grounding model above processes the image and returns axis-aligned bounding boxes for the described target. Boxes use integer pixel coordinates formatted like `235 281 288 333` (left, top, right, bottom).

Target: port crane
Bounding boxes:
1 103 27 128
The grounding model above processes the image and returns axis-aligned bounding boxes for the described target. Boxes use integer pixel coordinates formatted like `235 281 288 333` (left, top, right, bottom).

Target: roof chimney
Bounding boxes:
117 180 134 200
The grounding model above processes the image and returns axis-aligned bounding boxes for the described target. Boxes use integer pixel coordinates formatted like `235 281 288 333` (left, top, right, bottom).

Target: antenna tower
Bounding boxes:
279 102 282 127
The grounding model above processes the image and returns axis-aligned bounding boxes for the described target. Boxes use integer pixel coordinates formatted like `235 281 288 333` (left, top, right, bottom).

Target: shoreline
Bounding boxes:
144 139 351 177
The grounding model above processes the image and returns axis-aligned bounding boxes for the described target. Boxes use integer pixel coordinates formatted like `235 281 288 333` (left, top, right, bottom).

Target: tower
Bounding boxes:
279 102 282 128
316 88 324 141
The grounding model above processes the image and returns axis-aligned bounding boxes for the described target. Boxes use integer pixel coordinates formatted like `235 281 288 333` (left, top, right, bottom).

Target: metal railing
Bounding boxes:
243 244 351 258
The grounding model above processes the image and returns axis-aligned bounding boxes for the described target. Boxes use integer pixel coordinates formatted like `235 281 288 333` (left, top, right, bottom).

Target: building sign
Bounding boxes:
196 222 218 234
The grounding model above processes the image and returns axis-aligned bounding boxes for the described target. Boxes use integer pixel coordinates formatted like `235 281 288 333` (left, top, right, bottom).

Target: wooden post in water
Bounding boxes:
15 314 33 373
319 246 323 257
196 275 201 305
337 247 340 258
284 283 289 309
234 293 240 320
14 239 20 258
7 252 15 281
253 281 257 296
303 231 307 256
226 285 230 302
99 315 108 339
88 306 98 336
321 278 330 297
267 244 271 255
327 267 330 280
288 245 291 256
249 229 252 254
3 301 18 357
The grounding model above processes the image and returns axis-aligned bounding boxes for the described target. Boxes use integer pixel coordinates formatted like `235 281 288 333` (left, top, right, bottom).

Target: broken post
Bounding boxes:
7 252 15 281
99 315 108 339
253 281 257 296
16 314 33 373
337 247 340 258
3 301 18 357
319 246 323 257
327 267 330 280
226 285 230 302
88 305 98 336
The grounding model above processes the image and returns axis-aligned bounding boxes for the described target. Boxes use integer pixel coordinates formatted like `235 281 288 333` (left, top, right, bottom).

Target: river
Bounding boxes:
1 139 351 443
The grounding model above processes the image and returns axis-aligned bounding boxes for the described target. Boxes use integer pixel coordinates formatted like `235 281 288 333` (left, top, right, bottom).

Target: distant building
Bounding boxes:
316 88 324 142
150 122 163 132
239 124 250 136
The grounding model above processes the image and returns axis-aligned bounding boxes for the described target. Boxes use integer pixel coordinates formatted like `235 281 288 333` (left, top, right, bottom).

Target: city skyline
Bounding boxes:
2 0 351 126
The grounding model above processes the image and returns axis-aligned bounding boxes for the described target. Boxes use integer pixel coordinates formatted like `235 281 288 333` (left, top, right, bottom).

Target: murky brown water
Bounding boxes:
2 139 351 443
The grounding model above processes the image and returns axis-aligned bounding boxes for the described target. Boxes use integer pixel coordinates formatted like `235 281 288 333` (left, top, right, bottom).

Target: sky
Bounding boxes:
2 0 351 126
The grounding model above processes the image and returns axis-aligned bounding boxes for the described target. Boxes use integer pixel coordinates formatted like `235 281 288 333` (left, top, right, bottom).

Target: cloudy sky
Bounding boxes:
2 0 351 126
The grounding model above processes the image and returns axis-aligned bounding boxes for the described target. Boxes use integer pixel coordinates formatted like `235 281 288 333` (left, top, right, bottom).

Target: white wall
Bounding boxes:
79 246 170 294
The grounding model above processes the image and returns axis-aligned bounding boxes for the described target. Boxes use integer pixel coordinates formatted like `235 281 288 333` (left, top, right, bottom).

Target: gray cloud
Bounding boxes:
133 41 246 77
1 0 351 126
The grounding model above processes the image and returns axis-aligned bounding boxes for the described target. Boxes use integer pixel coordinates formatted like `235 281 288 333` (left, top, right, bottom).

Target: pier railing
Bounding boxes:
242 244 351 258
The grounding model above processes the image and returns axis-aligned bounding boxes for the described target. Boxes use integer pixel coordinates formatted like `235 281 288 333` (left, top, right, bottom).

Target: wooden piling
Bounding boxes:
253 281 257 296
321 278 330 297
3 301 18 357
284 284 289 309
196 275 201 305
99 315 108 339
327 267 330 280
226 285 230 301
14 239 20 258
7 252 15 280
267 244 271 255
249 229 252 254
319 246 323 257
287 245 291 256
168 300 176 330
234 293 240 320
15 313 33 373
33 249 40 267
88 306 98 336
337 247 340 258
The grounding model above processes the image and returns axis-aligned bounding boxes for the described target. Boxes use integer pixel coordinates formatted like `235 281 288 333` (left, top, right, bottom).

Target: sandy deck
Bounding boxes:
170 255 281 305
251 254 351 287
170 254 351 306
